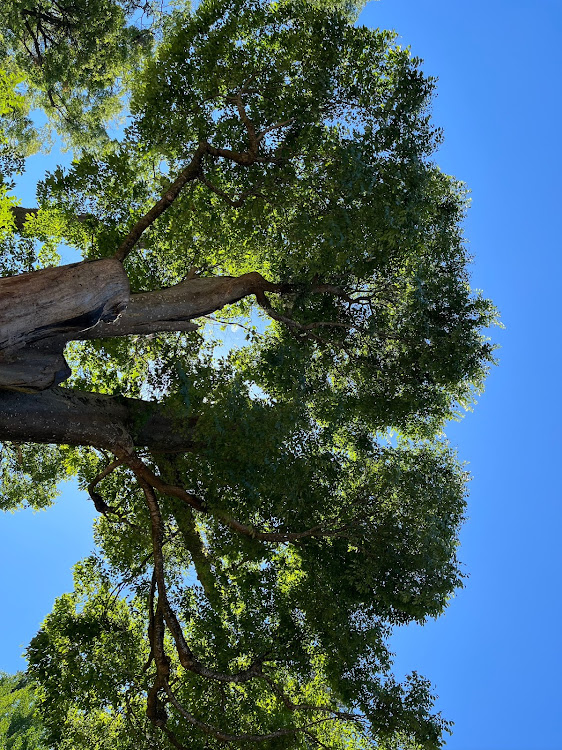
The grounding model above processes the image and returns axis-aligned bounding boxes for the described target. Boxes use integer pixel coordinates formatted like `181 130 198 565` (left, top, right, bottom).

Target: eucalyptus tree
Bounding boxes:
0 0 495 747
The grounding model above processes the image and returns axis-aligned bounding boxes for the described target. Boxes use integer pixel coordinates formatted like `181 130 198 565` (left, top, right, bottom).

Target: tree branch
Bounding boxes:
113 102 284 264
0 388 197 451
163 682 302 743
115 446 350 544
114 143 208 263
198 173 264 207
140 480 269 686
169 498 221 606
72 272 278 340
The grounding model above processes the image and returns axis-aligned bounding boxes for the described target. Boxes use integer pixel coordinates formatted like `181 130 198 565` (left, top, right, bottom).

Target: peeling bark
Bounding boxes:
0 261 275 392
0 342 71 391
0 258 129 352
0 258 129 391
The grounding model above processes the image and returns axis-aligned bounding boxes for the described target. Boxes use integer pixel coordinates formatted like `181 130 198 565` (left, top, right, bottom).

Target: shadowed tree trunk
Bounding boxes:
0 387 197 451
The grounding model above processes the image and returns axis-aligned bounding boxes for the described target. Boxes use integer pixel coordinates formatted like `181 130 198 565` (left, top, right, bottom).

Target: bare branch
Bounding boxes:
87 459 122 493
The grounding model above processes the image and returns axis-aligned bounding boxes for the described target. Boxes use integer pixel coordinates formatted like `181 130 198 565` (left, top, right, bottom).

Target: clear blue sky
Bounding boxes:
2 2 562 748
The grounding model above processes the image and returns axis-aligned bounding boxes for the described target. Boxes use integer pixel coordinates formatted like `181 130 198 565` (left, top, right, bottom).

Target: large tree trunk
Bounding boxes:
0 259 129 391
0 387 196 451
0 259 273 392
0 258 129 352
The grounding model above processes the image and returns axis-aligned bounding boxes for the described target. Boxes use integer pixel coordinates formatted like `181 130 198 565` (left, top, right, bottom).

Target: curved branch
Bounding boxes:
114 143 207 263
72 272 278 340
164 682 302 743
114 124 280 264
141 480 269 687
116 446 350 544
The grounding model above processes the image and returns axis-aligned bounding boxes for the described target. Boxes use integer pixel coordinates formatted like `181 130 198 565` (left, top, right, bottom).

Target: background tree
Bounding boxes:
0 672 49 749
0 0 496 747
0 0 155 149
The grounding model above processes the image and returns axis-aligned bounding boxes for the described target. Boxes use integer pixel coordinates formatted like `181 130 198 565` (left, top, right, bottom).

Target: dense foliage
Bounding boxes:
0 0 496 747
0 672 49 749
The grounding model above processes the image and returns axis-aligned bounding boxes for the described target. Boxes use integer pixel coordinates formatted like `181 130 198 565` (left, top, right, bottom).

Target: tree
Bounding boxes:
0 672 49 749
0 0 496 747
0 0 154 148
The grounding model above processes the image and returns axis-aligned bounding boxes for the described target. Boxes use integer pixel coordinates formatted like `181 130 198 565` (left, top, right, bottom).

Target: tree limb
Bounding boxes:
140 480 269 686
0 388 197 451
116 446 351 544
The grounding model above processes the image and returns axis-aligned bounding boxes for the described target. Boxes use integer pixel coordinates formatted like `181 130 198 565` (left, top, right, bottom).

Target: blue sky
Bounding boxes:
2 1 562 748
358 2 562 749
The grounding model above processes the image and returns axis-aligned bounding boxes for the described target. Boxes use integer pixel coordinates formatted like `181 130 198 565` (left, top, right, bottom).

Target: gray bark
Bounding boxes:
0 259 272 392
0 259 275 449
75 272 272 339
0 258 129 352
0 258 129 391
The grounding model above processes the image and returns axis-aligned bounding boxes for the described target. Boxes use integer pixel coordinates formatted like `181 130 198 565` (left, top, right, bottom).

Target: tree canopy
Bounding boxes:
0 672 49 749
0 1 496 748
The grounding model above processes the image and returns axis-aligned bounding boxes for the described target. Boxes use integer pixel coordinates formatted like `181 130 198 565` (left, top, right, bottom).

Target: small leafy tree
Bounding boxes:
0 1 496 747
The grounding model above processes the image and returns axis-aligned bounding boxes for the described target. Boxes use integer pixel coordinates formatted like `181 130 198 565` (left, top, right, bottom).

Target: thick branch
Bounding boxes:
72 272 278 339
114 143 208 263
0 388 196 451
0 259 129 353
0 248 353 393
0 266 278 391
